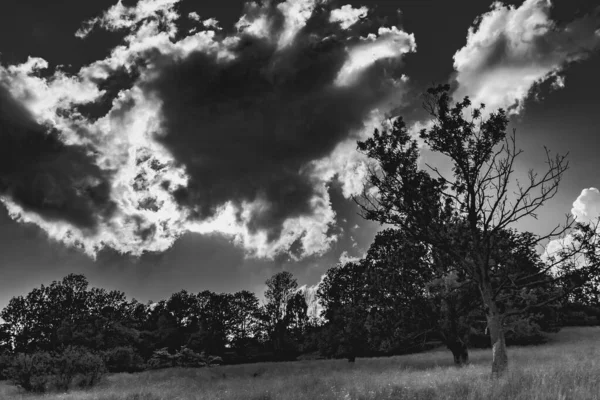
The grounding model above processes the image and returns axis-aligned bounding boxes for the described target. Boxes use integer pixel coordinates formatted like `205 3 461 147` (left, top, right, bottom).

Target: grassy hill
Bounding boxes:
2 326 599 400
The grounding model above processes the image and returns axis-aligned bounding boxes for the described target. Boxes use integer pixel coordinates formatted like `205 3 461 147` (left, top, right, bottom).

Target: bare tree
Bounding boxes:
355 84 599 375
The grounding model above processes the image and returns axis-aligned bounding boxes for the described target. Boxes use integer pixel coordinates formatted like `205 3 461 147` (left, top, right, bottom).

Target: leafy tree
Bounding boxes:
362 229 437 354
138 300 183 356
317 261 369 362
262 271 308 359
196 291 234 356
1 274 140 353
1 274 90 352
355 84 599 375
229 290 261 356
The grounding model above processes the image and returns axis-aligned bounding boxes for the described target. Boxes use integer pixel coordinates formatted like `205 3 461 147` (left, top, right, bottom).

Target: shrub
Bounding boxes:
104 346 146 373
505 318 547 346
53 346 106 390
5 347 106 393
0 352 10 380
201 351 223 367
6 351 54 392
177 346 206 368
148 348 178 370
148 347 223 369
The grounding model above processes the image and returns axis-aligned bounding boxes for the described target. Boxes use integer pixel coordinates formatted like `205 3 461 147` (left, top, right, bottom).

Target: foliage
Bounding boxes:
355 84 600 374
5 351 54 392
317 261 369 361
5 347 106 393
148 346 222 369
0 352 9 381
0 274 142 353
52 346 106 390
103 346 146 373
261 271 309 359
559 302 600 326
148 348 178 369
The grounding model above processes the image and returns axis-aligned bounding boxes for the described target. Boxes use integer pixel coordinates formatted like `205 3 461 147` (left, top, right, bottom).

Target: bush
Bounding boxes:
104 346 146 373
148 348 178 369
6 352 54 392
202 352 223 367
560 303 600 326
5 347 106 393
505 318 547 346
53 346 106 390
148 347 223 369
0 352 10 380
177 346 207 368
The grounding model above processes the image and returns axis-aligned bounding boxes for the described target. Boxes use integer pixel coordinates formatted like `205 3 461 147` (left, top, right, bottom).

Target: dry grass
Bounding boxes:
1 327 599 400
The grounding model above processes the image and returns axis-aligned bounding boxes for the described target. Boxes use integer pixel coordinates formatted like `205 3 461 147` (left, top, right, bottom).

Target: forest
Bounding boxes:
1 85 600 394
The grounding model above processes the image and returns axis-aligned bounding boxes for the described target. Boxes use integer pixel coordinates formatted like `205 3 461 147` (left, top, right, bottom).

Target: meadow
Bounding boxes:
1 327 599 400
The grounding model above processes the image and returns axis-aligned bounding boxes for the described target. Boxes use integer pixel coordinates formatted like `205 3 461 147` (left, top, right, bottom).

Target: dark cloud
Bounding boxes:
143 4 404 240
0 84 115 230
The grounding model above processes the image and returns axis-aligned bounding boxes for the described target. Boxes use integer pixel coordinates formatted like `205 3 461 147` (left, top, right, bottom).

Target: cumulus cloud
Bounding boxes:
544 188 600 266
329 4 368 30
571 188 600 224
0 0 415 259
452 0 600 113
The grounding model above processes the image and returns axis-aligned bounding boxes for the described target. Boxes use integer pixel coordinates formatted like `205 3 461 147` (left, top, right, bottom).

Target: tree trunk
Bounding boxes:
448 339 469 366
487 312 508 376
480 281 508 376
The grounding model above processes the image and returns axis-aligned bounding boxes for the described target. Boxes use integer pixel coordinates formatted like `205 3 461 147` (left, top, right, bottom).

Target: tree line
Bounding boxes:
1 84 600 392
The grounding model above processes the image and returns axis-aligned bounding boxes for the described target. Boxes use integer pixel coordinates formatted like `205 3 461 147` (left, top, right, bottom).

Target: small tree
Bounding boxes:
361 229 439 356
356 84 599 375
317 261 369 362
262 271 304 359
229 291 261 356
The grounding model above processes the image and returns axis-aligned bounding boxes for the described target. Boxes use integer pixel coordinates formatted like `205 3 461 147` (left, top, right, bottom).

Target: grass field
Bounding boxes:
1 326 599 400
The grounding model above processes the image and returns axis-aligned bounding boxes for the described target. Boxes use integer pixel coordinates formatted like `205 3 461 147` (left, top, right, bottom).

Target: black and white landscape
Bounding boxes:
0 0 600 398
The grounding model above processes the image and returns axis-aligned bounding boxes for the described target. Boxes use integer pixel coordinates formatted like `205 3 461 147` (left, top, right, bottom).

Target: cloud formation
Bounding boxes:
0 85 114 231
452 0 600 113
329 4 368 30
0 0 415 259
544 187 600 269
572 188 600 225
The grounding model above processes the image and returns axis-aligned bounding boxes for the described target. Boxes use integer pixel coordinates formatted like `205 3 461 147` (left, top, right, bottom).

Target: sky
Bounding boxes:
0 0 599 309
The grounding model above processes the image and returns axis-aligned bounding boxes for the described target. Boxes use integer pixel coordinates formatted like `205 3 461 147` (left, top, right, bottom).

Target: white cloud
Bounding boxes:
188 11 201 21
298 275 325 319
277 0 321 48
202 18 221 30
339 250 361 265
329 5 368 29
572 188 600 224
76 0 181 39
235 1 274 40
452 0 600 113
544 188 600 270
335 26 416 87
